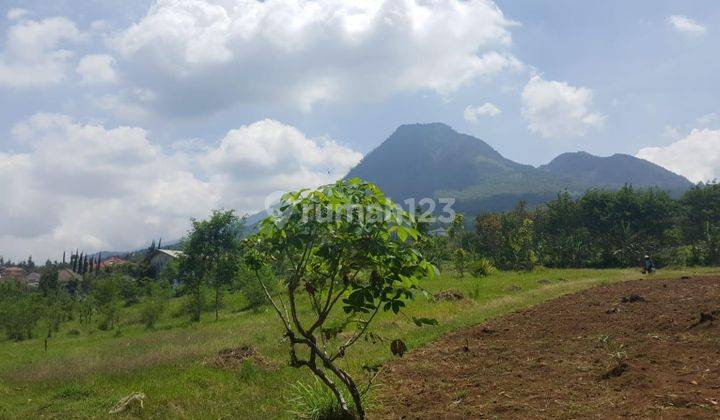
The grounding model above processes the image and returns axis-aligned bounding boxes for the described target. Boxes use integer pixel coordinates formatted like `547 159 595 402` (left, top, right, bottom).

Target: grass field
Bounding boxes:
1 267 718 419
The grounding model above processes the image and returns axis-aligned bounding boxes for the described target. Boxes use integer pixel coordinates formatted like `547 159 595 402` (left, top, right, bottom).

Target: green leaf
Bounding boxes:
394 226 408 242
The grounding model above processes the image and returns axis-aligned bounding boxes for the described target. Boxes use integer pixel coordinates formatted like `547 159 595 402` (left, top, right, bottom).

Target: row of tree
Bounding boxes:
461 183 720 270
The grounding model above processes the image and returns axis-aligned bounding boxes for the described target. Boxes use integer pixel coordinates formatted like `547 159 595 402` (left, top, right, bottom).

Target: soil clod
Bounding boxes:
621 294 645 303
689 311 719 329
391 339 408 357
433 289 464 302
601 362 629 380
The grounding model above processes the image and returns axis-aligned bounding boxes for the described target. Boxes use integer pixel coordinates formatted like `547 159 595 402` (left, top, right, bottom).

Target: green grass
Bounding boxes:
0 267 717 419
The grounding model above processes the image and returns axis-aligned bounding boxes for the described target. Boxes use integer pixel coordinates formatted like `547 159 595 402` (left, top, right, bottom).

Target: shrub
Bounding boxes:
139 296 166 330
138 283 170 329
469 257 495 277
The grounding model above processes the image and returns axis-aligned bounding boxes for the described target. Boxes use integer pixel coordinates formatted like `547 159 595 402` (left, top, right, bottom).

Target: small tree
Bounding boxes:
139 283 169 329
93 276 121 330
453 248 467 277
180 210 244 321
246 179 435 419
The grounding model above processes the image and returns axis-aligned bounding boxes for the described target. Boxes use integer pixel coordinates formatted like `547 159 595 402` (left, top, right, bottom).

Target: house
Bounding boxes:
24 272 42 288
99 256 127 270
149 249 184 272
0 267 25 282
58 268 83 283
429 227 448 237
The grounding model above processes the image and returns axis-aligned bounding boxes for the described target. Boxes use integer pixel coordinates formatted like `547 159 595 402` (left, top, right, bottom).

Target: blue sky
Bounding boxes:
1 0 718 260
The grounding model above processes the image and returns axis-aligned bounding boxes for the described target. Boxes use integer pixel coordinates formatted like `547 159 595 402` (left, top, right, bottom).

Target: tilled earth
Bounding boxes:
376 277 720 419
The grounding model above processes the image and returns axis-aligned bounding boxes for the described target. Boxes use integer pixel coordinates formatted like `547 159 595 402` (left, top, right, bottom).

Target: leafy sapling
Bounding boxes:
245 179 436 419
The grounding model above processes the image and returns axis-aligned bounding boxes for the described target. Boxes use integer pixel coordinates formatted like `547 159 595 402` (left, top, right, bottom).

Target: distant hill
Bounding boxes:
540 151 692 193
345 123 693 215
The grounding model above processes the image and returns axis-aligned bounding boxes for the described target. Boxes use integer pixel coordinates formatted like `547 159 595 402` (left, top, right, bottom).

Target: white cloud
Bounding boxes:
637 128 720 183
697 112 718 126
201 119 363 210
0 115 362 260
521 75 605 139
0 16 81 88
6 8 28 21
113 0 520 115
76 54 118 84
464 102 501 122
668 15 706 35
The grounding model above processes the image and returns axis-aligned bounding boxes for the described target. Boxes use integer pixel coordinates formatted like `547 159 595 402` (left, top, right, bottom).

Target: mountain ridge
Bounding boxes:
345 122 692 214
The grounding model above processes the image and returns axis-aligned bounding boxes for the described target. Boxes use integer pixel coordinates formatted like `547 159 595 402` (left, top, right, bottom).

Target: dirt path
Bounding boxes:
375 277 720 419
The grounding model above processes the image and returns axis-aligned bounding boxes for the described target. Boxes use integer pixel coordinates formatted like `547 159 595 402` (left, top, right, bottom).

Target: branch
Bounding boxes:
253 269 291 333
308 283 348 334
331 303 381 362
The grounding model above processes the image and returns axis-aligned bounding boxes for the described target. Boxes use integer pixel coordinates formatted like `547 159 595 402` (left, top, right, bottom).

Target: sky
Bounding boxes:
0 0 719 261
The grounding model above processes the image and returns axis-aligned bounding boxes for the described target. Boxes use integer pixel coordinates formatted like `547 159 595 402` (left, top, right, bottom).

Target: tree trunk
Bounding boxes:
334 366 365 419
309 362 351 417
215 285 220 321
193 284 201 322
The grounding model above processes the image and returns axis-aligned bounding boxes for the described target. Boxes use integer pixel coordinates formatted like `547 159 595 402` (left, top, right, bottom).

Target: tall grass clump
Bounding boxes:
286 378 373 420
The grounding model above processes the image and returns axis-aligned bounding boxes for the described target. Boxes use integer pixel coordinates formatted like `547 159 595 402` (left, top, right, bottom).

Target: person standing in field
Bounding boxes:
642 254 655 274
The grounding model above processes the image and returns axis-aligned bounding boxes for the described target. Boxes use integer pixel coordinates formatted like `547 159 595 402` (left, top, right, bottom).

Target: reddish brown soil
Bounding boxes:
376 277 720 419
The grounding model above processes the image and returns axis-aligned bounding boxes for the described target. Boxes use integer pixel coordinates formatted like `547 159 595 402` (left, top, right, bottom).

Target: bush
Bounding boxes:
98 302 120 331
469 257 495 277
139 296 166 329
138 283 170 329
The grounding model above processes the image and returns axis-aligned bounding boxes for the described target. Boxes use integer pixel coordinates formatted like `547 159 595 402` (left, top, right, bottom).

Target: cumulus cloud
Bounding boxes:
464 103 501 122
521 75 605 139
201 119 362 210
0 16 81 88
637 128 720 183
668 15 706 35
6 8 28 21
76 54 118 84
112 0 520 115
0 115 361 260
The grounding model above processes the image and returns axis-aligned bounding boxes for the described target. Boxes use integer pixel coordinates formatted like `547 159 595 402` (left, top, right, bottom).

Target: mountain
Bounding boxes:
345 123 693 215
539 151 692 192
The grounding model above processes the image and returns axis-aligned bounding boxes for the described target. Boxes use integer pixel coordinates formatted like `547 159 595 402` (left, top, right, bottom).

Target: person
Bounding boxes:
642 255 655 274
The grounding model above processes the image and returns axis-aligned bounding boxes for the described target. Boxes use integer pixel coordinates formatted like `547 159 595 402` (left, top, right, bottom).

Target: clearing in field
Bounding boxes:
376 276 720 418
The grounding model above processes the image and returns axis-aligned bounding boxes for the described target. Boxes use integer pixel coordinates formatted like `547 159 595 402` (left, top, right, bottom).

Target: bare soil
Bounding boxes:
376 277 720 419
